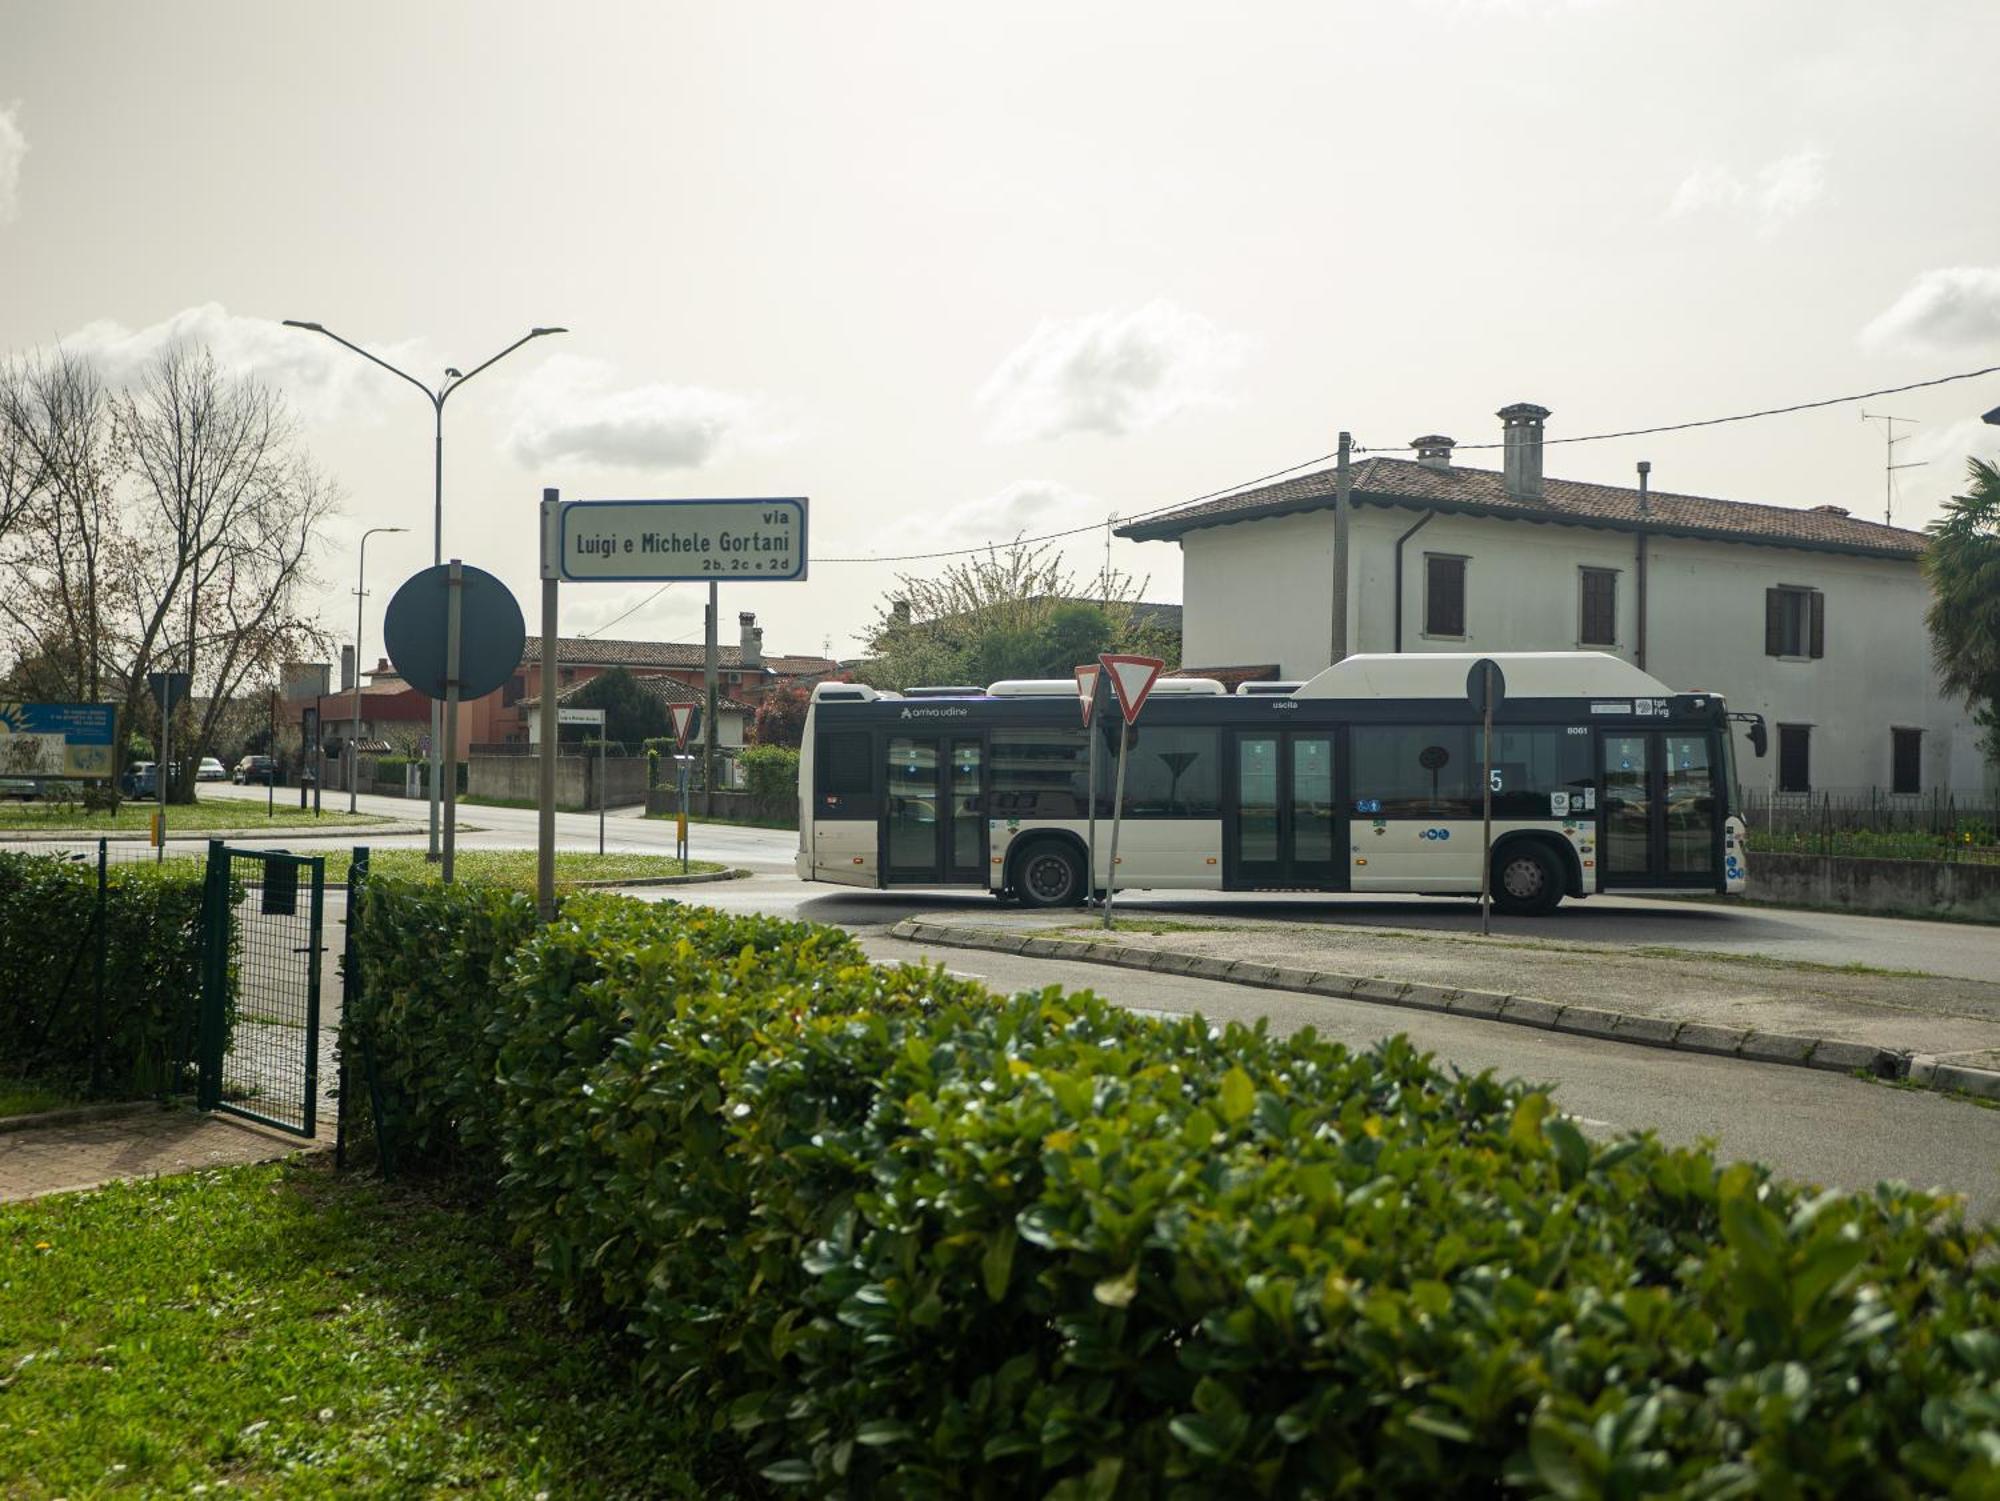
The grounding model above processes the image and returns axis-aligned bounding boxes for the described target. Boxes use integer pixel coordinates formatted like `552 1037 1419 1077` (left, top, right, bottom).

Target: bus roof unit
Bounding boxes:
1293 651 1676 701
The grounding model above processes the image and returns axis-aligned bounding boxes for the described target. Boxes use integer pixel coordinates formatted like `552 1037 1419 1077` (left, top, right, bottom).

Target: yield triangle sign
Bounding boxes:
1074 664 1100 727
1099 653 1166 726
669 702 698 751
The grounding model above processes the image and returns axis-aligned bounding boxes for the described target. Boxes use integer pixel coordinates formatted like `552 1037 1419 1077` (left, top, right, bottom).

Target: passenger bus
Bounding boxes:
796 652 1761 914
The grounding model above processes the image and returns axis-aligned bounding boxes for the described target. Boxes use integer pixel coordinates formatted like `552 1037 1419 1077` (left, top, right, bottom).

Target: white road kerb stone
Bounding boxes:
887 919 2000 1104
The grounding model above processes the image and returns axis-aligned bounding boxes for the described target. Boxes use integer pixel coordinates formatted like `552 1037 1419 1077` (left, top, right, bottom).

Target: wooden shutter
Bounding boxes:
1426 556 1465 637
1764 588 1783 656
1808 590 1825 658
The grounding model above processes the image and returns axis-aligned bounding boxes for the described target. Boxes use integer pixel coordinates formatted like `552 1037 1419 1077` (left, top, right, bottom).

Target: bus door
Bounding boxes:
1598 731 1720 889
883 734 987 885
1228 731 1341 888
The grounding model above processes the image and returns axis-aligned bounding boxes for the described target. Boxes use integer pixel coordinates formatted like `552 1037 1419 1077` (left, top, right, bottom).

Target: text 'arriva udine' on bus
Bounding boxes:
795 652 1763 914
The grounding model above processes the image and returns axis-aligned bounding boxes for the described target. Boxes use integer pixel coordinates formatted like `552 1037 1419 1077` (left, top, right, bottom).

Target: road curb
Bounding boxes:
587 868 755 889
886 919 2000 1103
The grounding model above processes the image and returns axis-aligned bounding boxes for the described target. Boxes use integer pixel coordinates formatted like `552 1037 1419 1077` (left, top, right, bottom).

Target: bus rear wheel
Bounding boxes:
1013 839 1086 908
1491 842 1564 917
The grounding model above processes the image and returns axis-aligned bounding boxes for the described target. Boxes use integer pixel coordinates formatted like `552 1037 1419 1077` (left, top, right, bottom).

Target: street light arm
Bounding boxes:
438 327 567 406
283 320 441 407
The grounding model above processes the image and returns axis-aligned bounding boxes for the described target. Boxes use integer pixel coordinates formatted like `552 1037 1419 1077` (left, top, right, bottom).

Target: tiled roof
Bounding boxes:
522 636 749 669
1116 456 1928 559
764 655 841 677
519 674 753 715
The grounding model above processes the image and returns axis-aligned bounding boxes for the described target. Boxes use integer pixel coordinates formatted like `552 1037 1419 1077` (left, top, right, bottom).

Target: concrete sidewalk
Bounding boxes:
891 910 2000 1099
0 1104 324 1203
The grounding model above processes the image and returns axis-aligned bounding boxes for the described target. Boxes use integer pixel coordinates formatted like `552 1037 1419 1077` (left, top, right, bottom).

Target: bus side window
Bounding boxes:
817 732 877 820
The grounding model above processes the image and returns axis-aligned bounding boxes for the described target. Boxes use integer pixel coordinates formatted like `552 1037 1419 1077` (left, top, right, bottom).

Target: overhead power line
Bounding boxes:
775 360 2000 569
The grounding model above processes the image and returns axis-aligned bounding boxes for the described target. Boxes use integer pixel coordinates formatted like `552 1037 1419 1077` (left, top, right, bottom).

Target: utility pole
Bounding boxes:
703 582 718 805
1860 412 1926 527
1330 431 1352 663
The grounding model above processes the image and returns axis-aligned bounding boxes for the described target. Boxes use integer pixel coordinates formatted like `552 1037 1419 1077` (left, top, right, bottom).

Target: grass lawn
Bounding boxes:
0 1160 741 1497
321 847 728 887
0 799 395 836
0 1071 83 1119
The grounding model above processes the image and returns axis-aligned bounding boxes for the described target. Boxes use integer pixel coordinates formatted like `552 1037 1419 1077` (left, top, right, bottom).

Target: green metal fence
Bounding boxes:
198 842 325 1138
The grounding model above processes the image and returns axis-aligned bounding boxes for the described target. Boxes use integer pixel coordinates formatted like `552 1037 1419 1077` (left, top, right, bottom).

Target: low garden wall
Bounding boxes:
642 787 798 825
1750 850 2000 922
468 753 648 810
343 877 2000 1496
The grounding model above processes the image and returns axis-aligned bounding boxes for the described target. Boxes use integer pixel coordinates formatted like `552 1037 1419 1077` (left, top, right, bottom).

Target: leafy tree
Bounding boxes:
859 541 1176 691
1923 456 2000 764
749 681 812 748
568 667 671 747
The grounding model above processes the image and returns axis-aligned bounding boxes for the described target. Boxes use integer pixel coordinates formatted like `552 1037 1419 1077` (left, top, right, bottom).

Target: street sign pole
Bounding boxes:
538 489 559 921
1467 658 1505 937
156 681 169 863
1097 653 1166 931
1075 664 1100 905
1102 725 1130 930
442 560 464 884
598 731 606 858
1480 667 1493 936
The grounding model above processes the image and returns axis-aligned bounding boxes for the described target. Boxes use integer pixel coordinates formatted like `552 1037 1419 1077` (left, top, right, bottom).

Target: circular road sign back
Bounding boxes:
382 563 526 702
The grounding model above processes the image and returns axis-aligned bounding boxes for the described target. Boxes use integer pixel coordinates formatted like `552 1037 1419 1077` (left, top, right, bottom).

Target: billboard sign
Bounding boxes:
0 702 118 779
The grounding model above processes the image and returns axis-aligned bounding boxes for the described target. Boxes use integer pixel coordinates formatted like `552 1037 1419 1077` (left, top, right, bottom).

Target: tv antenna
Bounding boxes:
1859 411 1926 526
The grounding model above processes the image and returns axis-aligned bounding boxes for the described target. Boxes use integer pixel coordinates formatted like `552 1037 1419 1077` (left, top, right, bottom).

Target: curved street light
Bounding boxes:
282 320 566 855
350 525 409 813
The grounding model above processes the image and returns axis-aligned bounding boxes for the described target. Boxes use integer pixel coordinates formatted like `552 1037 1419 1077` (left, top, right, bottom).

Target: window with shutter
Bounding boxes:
1579 568 1617 646
1777 724 1811 792
1764 587 1820 658
1424 555 1466 638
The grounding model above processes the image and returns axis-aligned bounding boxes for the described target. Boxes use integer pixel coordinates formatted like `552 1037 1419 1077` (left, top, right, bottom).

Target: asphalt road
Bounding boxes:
206 784 2000 1220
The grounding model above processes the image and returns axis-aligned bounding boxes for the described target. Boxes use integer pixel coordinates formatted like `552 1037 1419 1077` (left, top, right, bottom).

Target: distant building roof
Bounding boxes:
1116 455 1927 560
519 635 836 676
1170 663 1281 690
519 674 754 716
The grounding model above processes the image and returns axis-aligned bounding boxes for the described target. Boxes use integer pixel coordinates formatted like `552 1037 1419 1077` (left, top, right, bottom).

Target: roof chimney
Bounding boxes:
737 610 764 669
1412 434 1455 471
1498 402 1551 501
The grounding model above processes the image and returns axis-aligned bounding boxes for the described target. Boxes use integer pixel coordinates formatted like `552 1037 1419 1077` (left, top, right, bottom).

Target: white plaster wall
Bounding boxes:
1169 503 1983 794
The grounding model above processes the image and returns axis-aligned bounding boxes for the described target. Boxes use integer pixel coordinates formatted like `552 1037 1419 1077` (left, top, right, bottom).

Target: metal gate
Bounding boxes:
198 842 325 1138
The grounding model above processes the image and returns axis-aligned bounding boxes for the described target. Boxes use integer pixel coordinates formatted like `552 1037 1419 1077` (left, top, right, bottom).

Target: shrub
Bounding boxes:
348 889 2000 1498
80 782 121 816
738 743 800 804
0 849 216 1097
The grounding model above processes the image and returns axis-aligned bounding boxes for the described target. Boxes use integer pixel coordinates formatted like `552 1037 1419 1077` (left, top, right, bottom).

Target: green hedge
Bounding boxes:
0 849 213 1097
739 744 802 803
347 889 2000 1497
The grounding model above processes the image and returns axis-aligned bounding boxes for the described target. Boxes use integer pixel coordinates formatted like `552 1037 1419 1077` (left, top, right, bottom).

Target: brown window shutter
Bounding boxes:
1808 590 1825 658
1764 589 1782 656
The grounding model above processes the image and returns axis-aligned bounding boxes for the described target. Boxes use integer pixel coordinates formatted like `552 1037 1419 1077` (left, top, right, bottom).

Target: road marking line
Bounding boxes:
944 969 984 980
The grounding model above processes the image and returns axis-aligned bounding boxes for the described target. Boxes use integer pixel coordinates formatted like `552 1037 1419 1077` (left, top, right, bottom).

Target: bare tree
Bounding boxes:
0 342 339 797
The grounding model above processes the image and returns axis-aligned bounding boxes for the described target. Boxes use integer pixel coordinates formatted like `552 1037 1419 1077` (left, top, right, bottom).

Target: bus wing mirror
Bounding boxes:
1746 721 1768 758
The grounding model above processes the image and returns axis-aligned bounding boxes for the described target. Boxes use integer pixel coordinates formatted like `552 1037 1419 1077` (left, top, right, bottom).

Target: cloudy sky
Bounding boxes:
3 0 1997 667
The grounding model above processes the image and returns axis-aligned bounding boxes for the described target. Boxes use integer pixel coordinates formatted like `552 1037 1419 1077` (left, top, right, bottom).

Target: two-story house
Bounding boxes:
1118 403 1987 796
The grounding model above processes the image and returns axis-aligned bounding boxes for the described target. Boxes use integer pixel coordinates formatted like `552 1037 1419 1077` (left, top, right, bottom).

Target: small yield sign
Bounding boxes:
1075 663 1102 904
1097 653 1165 929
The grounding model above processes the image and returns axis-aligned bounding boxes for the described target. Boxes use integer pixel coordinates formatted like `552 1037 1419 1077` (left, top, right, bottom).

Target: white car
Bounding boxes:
196 756 227 782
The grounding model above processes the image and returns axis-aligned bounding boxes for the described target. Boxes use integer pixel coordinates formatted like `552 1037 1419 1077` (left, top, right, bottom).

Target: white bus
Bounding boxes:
796 652 1760 915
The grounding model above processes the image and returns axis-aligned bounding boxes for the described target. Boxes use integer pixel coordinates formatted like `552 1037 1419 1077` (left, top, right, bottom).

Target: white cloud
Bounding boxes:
0 102 24 221
55 303 419 423
909 479 1108 548
1861 267 2000 355
977 299 1246 443
504 355 775 471
1668 149 1827 237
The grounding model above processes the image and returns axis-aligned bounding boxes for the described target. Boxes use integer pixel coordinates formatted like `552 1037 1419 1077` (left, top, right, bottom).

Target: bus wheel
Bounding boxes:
1014 840 1085 908
1492 842 1563 916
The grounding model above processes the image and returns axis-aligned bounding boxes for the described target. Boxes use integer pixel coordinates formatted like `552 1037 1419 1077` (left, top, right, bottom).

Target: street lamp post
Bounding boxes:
351 525 408 812
284 319 566 857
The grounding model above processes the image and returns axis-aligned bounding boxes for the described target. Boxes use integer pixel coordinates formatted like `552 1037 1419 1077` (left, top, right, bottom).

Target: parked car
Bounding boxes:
122 761 158 798
0 777 45 801
233 755 278 785
196 756 227 782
